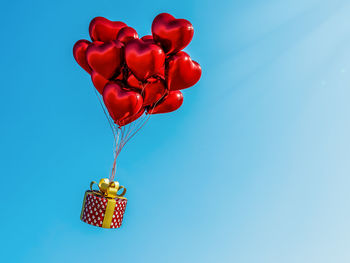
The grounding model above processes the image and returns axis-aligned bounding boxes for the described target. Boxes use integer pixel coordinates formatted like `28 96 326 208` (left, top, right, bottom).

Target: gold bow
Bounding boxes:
90 178 126 199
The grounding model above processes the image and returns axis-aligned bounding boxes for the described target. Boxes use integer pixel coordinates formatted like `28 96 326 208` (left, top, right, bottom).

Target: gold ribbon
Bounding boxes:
90 178 126 199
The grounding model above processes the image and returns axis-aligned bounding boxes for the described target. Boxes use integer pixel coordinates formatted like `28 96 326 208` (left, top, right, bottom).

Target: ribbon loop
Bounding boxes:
89 178 126 199
117 185 126 197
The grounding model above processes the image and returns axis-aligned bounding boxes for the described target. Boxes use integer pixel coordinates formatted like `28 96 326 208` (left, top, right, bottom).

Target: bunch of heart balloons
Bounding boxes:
73 13 202 127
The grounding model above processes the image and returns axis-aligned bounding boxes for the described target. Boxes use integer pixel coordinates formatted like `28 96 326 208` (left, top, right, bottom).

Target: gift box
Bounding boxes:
80 179 127 228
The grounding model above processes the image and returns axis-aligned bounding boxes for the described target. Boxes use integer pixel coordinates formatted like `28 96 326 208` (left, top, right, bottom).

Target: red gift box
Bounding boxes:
80 179 127 228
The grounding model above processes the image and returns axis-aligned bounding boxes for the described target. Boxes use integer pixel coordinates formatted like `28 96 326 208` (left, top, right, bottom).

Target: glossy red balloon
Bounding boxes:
89 17 127 42
140 35 155 44
91 71 109 94
103 82 143 124
167 51 201 91
117 107 145 126
148 90 183 114
86 40 123 80
117 27 138 44
125 39 165 81
142 79 166 106
152 13 194 54
73 40 92 74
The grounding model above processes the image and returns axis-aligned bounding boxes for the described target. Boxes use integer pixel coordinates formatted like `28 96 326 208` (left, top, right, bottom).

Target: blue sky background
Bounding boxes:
1 0 350 262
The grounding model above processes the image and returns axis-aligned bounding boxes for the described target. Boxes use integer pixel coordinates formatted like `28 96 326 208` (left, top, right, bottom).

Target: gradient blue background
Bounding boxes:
1 0 349 262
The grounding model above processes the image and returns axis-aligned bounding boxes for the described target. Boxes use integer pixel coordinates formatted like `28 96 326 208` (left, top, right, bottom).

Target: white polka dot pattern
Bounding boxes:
81 192 127 228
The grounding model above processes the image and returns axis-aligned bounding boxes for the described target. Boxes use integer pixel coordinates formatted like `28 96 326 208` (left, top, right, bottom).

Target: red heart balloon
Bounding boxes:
103 82 143 124
167 51 201 91
89 17 127 42
86 40 123 80
148 90 183 114
91 71 109 94
142 79 166 106
117 107 145 127
117 26 138 44
125 39 165 81
73 39 92 74
152 13 194 55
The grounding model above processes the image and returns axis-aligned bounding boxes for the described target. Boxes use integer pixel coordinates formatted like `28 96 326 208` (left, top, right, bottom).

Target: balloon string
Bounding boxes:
93 88 122 182
111 125 127 181
93 89 117 146
95 82 166 181
119 92 165 150
109 129 120 181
